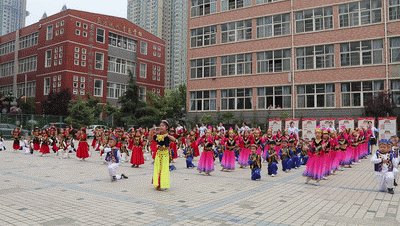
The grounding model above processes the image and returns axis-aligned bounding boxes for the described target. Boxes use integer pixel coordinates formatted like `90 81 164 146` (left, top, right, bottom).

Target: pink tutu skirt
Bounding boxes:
303 154 325 180
238 148 251 166
221 150 236 170
197 151 214 172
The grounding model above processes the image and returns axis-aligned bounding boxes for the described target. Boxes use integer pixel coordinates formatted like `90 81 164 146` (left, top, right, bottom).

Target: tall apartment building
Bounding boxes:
0 0 27 36
0 9 166 113
187 0 400 122
127 0 188 90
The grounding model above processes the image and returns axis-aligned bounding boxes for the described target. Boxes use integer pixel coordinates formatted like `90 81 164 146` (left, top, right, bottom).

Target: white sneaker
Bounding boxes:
271 174 276 177
322 176 328 180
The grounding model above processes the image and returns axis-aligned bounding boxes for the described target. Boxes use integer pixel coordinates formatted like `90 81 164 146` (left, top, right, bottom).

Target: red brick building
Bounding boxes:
187 0 400 122
0 9 165 113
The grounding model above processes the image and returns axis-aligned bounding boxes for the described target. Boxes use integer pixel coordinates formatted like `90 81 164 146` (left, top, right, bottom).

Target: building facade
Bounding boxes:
127 0 188 90
0 9 165 113
187 0 400 122
0 0 27 36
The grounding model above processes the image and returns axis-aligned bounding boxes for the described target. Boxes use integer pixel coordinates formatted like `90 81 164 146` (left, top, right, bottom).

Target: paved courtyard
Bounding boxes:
1 140 400 226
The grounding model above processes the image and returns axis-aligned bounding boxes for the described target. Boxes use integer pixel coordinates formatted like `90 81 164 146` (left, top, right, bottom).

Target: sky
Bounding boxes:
26 0 128 26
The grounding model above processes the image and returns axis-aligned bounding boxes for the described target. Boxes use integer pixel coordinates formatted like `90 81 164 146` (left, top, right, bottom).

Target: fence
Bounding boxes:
0 113 67 134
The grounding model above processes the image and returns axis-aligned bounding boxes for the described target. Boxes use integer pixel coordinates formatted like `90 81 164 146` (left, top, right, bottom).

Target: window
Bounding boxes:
59 59 62 65
75 47 80 52
221 19 252 43
82 48 87 54
390 37 400 63
108 32 137 51
56 22 60 28
341 80 384 107
390 0 400 20
73 82 78 88
95 53 104 70
257 49 291 73
108 57 136 75
19 33 38 50
60 29 64 34
83 32 87 37
296 7 333 33
80 83 85 89
0 41 16 56
391 79 400 105
157 53 161 58
59 46 63 52
81 61 86 67
297 45 334 70
73 89 78 95
81 77 85 83
74 60 79 65
158 46 161 51
340 39 383 66
82 55 86 60
44 77 51 95
190 90 217 111
107 82 127 99
80 89 85 95
83 24 88 29
221 88 252 110
76 21 81 27
257 86 291 109
190 25 217 48
190 57 217 78
140 63 147 78
0 61 14 77
256 0 282 4
74 53 80 59
17 81 36 97
75 30 80 35
46 25 53 40
96 28 105 43
74 76 78 81
221 0 251 11
54 60 58 66
221 54 252 76
153 52 157 56
94 79 103 97
297 84 335 108
191 0 217 17
140 41 148 55
339 0 382 28
61 20 64 26
55 30 59 36
257 13 290 38
139 87 146 101
45 50 52 68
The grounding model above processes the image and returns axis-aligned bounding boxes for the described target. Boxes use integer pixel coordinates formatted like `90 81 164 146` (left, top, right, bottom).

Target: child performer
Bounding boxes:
280 139 292 173
185 148 196 168
248 144 262 180
32 127 41 152
0 136 4 151
76 127 89 160
169 128 178 162
104 136 128 182
304 126 326 186
301 139 310 165
197 127 215 175
40 131 50 156
221 128 237 172
371 139 397 194
22 136 31 155
266 141 279 177
238 130 253 168
151 120 176 191
289 138 301 169
130 130 145 168
12 127 21 152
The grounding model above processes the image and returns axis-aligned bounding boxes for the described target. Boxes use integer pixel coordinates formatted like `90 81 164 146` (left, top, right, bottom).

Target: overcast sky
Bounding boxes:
26 0 128 26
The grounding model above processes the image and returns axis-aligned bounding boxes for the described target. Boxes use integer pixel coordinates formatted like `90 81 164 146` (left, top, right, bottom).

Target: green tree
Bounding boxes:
41 89 72 116
19 100 36 114
65 95 95 128
222 112 234 125
216 110 223 124
201 114 214 126
238 112 245 124
279 112 291 121
251 109 258 128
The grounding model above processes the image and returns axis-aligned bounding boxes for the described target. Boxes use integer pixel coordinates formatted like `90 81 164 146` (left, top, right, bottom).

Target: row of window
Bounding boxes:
0 61 14 77
0 40 15 56
108 57 136 75
189 80 394 111
19 33 38 50
190 37 400 78
18 56 37 74
17 81 36 98
108 32 137 52
191 1 400 48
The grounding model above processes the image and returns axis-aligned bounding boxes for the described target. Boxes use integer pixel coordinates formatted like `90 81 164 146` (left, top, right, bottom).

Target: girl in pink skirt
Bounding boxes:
238 130 253 168
262 129 274 161
221 128 237 171
304 126 327 186
197 127 215 175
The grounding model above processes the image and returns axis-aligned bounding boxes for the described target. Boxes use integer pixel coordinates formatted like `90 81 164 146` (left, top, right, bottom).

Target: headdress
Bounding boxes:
228 127 234 134
315 125 322 133
206 126 212 133
379 139 391 145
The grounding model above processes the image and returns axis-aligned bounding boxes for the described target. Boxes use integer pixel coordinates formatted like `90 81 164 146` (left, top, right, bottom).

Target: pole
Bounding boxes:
383 0 389 90
291 0 295 118
24 74 27 103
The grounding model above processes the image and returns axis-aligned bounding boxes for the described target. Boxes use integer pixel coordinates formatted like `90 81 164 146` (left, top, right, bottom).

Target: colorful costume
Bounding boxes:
130 136 145 166
249 152 262 180
76 133 89 159
152 134 171 189
197 135 215 173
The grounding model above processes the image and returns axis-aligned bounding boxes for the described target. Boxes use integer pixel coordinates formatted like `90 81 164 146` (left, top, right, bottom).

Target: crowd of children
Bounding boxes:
5 120 399 194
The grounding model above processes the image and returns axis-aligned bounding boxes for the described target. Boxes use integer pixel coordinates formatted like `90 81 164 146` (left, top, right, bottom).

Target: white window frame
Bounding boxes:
390 0 400 21
221 88 253 110
190 57 217 78
191 25 217 48
45 50 52 68
140 63 147 78
221 53 252 76
338 0 382 28
341 80 384 107
390 36 400 63
295 7 333 33
46 25 53 40
191 0 217 17
257 13 290 38
257 49 291 73
75 30 80 36
96 28 105 43
296 44 334 70
256 0 282 4
190 90 217 111
391 79 400 105
221 19 252 43
340 39 383 67
257 86 292 109
44 77 51 95
139 86 146 101
95 52 104 70
297 84 335 109
221 0 251 11
94 79 103 97
140 41 148 55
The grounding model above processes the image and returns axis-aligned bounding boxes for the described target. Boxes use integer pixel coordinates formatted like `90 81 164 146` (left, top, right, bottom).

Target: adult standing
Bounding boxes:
288 122 299 138
368 121 379 154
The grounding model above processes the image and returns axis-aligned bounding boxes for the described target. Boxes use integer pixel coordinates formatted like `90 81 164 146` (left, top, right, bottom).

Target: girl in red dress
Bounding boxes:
130 130 145 167
169 128 178 161
12 127 21 152
76 127 89 160
40 130 50 156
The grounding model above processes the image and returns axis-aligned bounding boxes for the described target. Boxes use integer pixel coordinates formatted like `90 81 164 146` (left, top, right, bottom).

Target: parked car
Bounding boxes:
0 124 29 139
42 122 68 130
87 125 108 138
